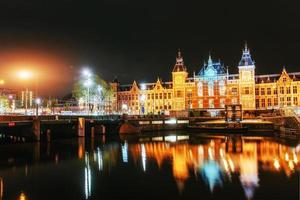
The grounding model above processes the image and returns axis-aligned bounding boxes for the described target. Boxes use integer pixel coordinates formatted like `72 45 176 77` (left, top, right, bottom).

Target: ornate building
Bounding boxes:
112 45 300 115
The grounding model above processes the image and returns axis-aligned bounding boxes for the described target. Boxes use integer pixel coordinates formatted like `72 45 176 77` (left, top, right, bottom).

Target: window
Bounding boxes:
198 99 203 108
159 93 162 99
267 98 272 107
231 88 238 95
256 99 259 108
219 81 225 96
255 88 259 95
209 99 214 108
294 97 298 106
274 98 278 105
280 97 284 106
168 93 171 99
283 77 287 82
147 94 150 99
267 88 271 95
198 82 203 96
261 99 265 107
273 88 277 95
261 88 265 95
220 98 225 108
280 87 284 94
286 87 291 94
208 82 214 96
232 98 238 104
151 94 154 99
244 87 250 95
176 90 182 97
163 93 167 99
155 94 158 99
287 97 291 106
293 86 297 94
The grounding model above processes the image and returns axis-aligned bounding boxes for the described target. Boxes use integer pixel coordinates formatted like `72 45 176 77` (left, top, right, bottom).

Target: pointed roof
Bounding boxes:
239 43 255 66
198 54 226 76
173 49 187 72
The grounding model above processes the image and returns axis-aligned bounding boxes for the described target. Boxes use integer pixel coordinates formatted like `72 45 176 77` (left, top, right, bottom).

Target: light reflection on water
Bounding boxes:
0 134 299 200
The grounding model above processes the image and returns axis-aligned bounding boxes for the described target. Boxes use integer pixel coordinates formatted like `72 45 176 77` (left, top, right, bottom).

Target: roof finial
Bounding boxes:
178 48 181 58
244 40 249 51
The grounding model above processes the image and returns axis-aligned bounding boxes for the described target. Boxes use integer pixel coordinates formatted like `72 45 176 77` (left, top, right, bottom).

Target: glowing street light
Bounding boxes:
18 70 33 80
82 68 92 78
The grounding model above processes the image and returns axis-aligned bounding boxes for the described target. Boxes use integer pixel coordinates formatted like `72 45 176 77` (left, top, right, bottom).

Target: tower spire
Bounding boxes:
177 48 181 58
244 41 248 51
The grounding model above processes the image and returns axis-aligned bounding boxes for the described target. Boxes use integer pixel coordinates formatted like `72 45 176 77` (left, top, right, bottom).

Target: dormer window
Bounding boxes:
283 77 286 82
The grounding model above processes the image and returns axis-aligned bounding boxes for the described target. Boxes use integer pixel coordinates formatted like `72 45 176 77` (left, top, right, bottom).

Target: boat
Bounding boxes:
119 122 141 134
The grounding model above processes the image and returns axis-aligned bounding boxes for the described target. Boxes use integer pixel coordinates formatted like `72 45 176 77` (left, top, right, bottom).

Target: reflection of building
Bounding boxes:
127 137 299 197
112 44 300 114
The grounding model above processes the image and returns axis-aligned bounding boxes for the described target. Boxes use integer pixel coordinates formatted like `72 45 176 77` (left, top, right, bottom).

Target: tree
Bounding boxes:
0 95 9 113
72 74 114 113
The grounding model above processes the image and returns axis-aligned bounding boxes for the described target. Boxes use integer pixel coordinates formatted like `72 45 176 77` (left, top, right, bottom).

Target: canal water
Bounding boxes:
0 133 299 200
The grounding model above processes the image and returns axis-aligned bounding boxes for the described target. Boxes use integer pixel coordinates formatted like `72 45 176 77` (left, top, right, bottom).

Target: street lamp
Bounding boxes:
97 85 102 114
84 79 93 115
35 98 41 117
81 68 93 115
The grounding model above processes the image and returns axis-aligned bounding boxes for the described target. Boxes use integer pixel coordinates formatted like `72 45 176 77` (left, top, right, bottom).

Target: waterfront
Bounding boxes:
0 133 298 200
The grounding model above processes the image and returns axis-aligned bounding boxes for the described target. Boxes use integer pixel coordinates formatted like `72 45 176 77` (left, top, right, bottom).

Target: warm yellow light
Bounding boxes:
0 80 4 85
19 192 26 200
18 70 33 80
274 158 280 170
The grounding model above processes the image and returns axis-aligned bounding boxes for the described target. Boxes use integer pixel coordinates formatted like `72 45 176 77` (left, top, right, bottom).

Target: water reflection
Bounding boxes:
0 135 299 200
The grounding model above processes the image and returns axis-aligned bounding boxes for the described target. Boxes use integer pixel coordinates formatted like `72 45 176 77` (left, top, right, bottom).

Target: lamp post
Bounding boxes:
81 68 93 115
97 85 102 114
35 98 41 118
84 79 92 115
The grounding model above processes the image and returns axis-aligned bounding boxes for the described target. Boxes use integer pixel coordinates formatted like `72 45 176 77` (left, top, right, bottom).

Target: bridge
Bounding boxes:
0 115 122 142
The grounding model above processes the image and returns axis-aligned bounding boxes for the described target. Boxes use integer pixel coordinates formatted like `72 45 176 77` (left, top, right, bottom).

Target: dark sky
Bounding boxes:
0 0 299 96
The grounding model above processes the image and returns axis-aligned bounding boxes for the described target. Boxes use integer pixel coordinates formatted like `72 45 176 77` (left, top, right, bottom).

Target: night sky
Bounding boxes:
0 0 299 96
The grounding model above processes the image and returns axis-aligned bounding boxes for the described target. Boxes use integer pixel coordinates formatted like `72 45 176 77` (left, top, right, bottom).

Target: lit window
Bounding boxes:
293 97 298 105
208 82 214 96
293 86 297 94
280 87 284 94
209 99 214 108
261 99 265 107
198 82 203 96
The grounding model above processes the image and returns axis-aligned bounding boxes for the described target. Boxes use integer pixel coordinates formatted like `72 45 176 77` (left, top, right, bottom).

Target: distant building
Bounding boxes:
112 44 300 115
20 90 35 109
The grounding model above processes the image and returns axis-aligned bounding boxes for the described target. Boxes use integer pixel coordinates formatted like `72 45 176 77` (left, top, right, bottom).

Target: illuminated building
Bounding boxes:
20 90 34 108
113 44 300 114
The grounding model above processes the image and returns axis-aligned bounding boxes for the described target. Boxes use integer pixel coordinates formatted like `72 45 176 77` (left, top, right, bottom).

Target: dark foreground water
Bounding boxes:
0 133 299 200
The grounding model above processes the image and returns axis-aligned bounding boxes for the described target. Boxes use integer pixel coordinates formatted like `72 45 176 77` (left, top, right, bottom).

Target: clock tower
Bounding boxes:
172 50 188 111
238 43 256 110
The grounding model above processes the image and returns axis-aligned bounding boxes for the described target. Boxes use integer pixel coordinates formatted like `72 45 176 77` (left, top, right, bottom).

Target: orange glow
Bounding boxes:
18 70 33 80
0 49 74 96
